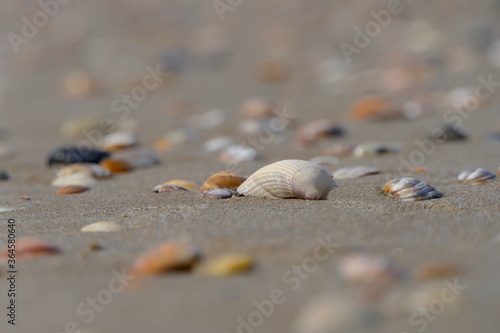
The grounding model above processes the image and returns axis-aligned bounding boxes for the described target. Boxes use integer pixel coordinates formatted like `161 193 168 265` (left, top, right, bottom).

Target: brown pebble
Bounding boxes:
88 241 103 252
56 185 90 195
201 171 246 193
1 237 61 260
99 158 132 173
129 240 201 276
414 262 462 281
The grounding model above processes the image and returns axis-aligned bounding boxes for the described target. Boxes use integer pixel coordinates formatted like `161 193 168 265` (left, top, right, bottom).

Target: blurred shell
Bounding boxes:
53 163 111 180
256 58 291 83
188 109 226 129
162 128 199 145
152 138 173 151
154 184 190 193
412 166 428 174
200 254 254 276
59 70 97 98
237 160 338 200
323 143 356 157
130 240 201 276
353 142 400 157
498 167 500 176
294 118 344 147
219 145 262 164
383 178 442 201
81 221 123 232
0 170 9 180
56 185 90 195
413 262 461 281
333 166 380 179
1 237 61 260
99 158 132 173
337 254 402 287
101 132 138 152
0 144 15 159
202 136 234 153
430 124 468 142
446 86 483 109
111 147 160 168
51 172 96 187
240 97 274 119
59 115 102 138
201 171 246 193
202 188 237 199
162 179 198 191
487 39 500 68
349 95 401 121
457 168 496 184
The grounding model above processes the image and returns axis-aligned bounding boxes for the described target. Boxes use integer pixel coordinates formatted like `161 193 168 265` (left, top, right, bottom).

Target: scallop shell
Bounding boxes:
201 171 247 193
457 168 496 184
383 178 442 201
333 166 380 179
237 160 338 200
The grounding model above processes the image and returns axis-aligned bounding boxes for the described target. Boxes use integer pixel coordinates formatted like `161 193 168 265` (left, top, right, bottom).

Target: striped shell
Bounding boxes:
237 160 338 200
457 168 496 184
383 178 442 201
333 166 380 179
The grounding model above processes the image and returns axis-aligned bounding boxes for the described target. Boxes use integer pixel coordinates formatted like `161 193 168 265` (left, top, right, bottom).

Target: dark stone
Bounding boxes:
47 146 110 165
0 170 9 180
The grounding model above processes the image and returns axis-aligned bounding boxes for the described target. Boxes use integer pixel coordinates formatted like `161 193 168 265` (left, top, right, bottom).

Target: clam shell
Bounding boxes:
333 166 380 179
81 221 123 232
383 178 442 201
1 237 61 260
51 172 96 187
349 95 401 121
99 158 132 173
457 168 496 184
430 124 467 142
47 146 110 165
52 163 111 185
294 118 344 147
200 254 254 276
101 132 138 152
56 185 90 195
201 171 246 193
353 142 400 157
163 179 198 191
202 188 237 199
237 160 338 200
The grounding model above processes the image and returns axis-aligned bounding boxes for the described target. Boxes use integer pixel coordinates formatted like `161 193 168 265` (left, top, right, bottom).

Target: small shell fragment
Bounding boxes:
333 166 380 179
202 188 237 199
153 184 190 193
56 185 90 195
202 136 234 153
81 221 123 232
240 97 275 119
383 178 442 201
1 237 61 260
337 254 402 287
200 254 254 276
457 168 496 184
237 160 338 200
201 171 246 193
129 240 201 276
59 70 97 98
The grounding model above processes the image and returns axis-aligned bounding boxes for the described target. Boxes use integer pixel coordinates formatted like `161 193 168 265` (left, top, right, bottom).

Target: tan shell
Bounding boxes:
59 70 97 98
56 185 90 195
54 163 111 179
51 172 96 187
294 118 344 147
1 237 61 260
383 178 442 201
333 166 380 179
164 179 198 191
80 221 123 232
99 158 132 173
240 97 274 119
457 168 496 184
129 240 201 276
101 132 138 152
237 160 338 200
200 254 254 276
349 95 401 121
201 171 247 193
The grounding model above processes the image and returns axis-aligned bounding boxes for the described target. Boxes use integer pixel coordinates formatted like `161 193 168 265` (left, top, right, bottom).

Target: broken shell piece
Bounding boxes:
457 168 496 184
383 178 442 201
1 237 61 260
56 185 90 195
256 58 291 83
101 132 138 152
353 142 400 157
294 118 344 147
219 145 262 164
81 221 123 232
237 160 338 200
153 184 190 193
201 171 246 192
446 86 482 109
202 188 237 199
333 166 380 179
200 254 254 276
130 240 201 276
349 95 401 121
99 158 132 173
111 147 160 168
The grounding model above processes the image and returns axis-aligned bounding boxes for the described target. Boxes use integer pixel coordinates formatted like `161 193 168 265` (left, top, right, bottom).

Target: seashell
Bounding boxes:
383 178 442 201
457 168 496 184
153 184 190 193
349 95 401 121
81 221 123 232
59 114 103 139
101 132 138 152
0 144 16 160
152 138 173 151
59 70 97 98
256 58 291 83
51 172 96 187
323 143 356 157
353 142 400 157
333 166 380 179
53 163 111 180
0 170 9 180
162 128 199 145
188 108 226 129
111 147 160 168
308 156 339 167
129 240 201 276
201 171 246 193
202 188 237 199
240 97 275 119
200 254 254 276
1 237 61 260
202 136 234 153
99 158 132 173
498 167 500 176
47 146 110 165
161 179 198 192
56 185 90 195
413 262 461 281
429 124 468 142
294 118 344 147
402 93 434 120
446 86 483 109
337 254 402 287
219 145 262 164
411 166 427 174
237 160 338 200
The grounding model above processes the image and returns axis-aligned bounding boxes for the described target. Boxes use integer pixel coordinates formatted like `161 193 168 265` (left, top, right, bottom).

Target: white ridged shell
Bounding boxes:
383 178 442 201
237 160 338 200
457 168 496 184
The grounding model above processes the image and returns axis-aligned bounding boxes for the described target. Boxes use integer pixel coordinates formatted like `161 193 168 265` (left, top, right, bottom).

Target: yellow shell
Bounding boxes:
164 179 198 191
200 254 254 276
237 160 338 200
201 171 247 193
